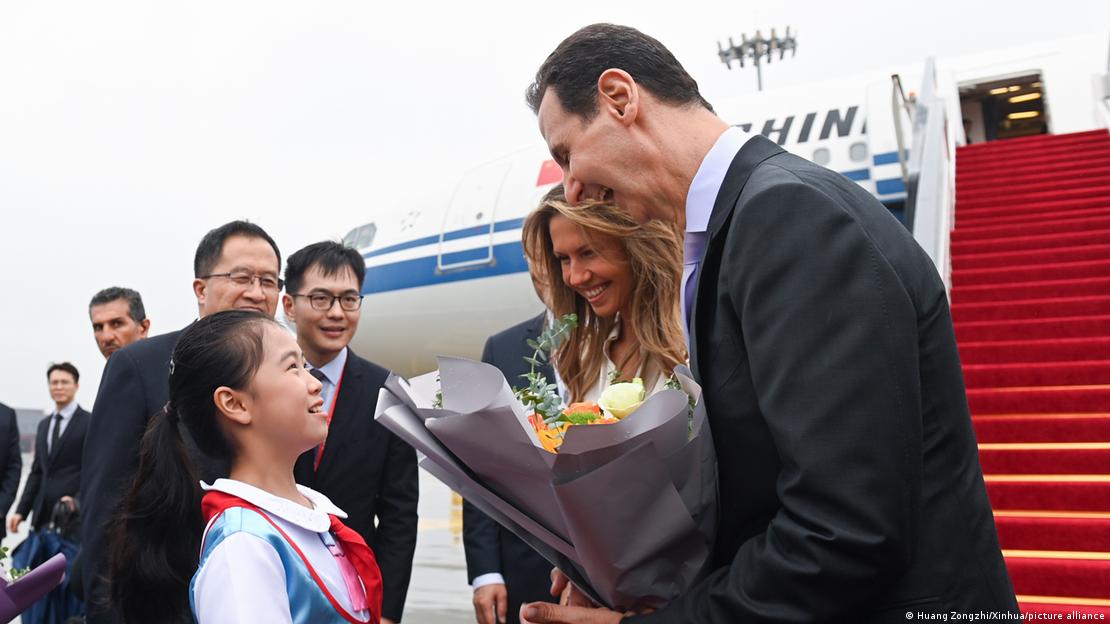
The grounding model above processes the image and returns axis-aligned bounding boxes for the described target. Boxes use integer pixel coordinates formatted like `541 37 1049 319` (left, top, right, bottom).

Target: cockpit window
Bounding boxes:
343 224 377 250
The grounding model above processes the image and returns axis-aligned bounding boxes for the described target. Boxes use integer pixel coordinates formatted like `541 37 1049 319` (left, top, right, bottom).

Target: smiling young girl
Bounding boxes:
107 310 382 624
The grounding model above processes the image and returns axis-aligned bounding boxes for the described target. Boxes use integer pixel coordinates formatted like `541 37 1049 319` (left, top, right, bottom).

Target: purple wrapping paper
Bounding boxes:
0 553 67 621
374 357 717 611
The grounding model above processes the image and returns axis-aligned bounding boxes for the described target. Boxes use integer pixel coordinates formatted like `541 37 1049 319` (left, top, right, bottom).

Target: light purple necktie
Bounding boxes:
682 231 708 344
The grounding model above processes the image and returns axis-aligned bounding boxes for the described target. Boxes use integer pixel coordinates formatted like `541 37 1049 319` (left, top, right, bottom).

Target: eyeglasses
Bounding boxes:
201 272 284 293
291 293 364 311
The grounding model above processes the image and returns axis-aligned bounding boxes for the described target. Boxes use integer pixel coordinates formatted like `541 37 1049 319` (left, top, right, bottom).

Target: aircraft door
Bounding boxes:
436 159 511 273
958 73 1047 143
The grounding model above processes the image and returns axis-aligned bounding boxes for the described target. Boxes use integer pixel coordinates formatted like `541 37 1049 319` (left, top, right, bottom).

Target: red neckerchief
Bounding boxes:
201 490 383 624
314 364 346 471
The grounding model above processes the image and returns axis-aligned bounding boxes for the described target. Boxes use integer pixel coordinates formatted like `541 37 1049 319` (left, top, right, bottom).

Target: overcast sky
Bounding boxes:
1 0 1107 411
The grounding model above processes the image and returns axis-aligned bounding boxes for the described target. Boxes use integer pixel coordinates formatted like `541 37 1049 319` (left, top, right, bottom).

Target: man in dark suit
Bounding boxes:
283 241 418 624
0 402 22 542
10 363 88 537
88 286 151 359
464 312 560 624
79 220 283 622
520 24 1017 623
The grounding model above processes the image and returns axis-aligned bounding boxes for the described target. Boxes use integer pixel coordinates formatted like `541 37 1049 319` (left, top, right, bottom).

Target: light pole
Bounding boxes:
718 27 797 91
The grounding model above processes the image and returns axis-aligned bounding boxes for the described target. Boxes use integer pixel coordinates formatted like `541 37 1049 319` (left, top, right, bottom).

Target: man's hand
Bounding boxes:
7 513 22 533
473 583 508 624
59 496 77 512
550 568 595 607
520 603 624 624
381 618 396 624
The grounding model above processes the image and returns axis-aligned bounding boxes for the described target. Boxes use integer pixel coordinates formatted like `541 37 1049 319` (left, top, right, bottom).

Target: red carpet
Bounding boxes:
952 129 1110 614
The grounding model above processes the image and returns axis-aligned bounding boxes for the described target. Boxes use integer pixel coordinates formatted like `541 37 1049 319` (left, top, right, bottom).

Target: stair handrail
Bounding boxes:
904 57 956 289
890 73 915 185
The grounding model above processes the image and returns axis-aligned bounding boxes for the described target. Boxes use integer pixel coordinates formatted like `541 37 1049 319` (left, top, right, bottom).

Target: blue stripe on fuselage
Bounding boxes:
364 217 527 259
362 241 529 294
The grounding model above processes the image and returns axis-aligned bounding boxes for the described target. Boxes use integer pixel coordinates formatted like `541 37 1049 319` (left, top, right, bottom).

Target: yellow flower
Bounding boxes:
598 378 645 420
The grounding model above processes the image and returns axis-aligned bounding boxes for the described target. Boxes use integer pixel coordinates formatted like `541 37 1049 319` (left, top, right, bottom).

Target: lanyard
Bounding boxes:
313 364 346 471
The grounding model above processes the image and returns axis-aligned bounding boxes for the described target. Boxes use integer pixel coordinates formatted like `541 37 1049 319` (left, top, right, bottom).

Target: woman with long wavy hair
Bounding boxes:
522 185 686 403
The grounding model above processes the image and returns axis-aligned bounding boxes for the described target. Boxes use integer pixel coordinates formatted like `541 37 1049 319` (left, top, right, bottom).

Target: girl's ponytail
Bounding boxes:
108 402 201 624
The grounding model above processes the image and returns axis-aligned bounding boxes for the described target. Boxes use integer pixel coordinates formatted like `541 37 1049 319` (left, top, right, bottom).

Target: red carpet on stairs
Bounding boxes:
951 128 1110 614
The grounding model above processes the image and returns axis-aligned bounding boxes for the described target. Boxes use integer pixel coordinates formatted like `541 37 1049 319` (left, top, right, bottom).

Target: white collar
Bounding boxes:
48 401 78 419
603 314 623 347
200 478 347 532
310 347 348 385
685 126 754 234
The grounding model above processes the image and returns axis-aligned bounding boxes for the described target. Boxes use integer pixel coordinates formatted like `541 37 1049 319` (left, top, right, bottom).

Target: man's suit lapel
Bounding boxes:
49 408 88 467
37 418 50 475
315 354 364 477
690 134 785 378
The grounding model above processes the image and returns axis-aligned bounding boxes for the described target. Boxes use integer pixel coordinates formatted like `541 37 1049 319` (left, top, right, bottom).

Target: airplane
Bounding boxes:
343 31 1110 379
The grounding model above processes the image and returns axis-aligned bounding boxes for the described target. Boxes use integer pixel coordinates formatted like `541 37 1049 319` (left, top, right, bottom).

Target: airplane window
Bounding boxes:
813 148 831 166
849 142 869 162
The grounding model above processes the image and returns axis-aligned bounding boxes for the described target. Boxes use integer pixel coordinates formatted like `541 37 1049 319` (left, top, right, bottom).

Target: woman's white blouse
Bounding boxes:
577 316 673 404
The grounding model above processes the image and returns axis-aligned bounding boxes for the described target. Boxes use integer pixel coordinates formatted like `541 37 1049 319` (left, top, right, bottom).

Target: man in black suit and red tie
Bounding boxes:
463 310 560 624
80 220 284 622
283 241 419 624
10 362 89 537
519 24 1018 623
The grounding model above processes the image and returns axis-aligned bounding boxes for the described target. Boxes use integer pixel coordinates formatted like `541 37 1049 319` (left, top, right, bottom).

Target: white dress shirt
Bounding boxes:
45 401 78 454
307 347 349 412
192 478 370 623
682 126 756 332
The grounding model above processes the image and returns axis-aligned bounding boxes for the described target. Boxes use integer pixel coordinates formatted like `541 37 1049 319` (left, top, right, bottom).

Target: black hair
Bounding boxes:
525 23 713 119
284 240 366 295
46 362 79 384
108 310 276 623
88 286 147 323
193 220 282 278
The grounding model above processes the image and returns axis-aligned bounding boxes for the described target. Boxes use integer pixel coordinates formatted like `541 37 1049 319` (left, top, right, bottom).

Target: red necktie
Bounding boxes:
328 515 384 621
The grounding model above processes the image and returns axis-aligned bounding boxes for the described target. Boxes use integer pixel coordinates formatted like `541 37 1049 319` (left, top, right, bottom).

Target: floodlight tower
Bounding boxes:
718 27 797 91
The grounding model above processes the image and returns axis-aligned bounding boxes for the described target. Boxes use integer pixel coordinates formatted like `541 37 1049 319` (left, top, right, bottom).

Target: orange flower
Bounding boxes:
564 402 600 416
536 422 569 453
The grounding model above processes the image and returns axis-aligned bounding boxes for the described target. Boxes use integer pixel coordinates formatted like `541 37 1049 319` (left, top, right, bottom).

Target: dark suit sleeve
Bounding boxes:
632 180 923 622
79 348 151 608
374 414 420 621
15 421 43 519
461 336 505 583
0 410 22 516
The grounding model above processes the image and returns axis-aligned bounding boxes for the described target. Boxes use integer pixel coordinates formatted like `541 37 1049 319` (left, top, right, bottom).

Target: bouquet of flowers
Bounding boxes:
374 316 717 611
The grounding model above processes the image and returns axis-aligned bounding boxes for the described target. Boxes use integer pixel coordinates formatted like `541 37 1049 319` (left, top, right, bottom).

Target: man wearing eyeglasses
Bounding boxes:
79 220 282 623
282 241 418 624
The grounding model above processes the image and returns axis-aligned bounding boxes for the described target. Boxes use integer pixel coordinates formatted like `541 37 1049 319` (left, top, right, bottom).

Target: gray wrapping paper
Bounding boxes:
374 357 718 611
